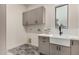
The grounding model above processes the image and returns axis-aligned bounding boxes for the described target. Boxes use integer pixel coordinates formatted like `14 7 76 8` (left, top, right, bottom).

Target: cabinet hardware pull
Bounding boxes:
43 41 46 42
43 37 46 39
57 46 58 50
59 46 61 51
71 41 74 46
35 20 38 24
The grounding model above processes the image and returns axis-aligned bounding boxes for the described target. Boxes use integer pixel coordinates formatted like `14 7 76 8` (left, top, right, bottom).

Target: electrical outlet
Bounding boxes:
28 38 32 44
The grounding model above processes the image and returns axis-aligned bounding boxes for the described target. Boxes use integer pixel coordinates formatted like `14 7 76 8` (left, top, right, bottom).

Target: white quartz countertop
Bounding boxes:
38 34 79 40
38 34 53 37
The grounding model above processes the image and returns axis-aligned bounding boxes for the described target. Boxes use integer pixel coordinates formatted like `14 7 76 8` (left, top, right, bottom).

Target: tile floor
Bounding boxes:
9 44 39 55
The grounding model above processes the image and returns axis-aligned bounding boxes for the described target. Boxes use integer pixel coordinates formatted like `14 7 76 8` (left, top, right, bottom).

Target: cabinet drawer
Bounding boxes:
39 36 49 43
39 49 49 55
39 44 50 55
39 42 49 50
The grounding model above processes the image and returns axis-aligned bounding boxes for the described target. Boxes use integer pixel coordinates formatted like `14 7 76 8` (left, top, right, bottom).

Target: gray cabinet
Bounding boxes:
50 43 70 55
39 36 50 55
50 43 59 55
23 7 45 26
38 36 79 55
70 40 79 55
60 46 70 55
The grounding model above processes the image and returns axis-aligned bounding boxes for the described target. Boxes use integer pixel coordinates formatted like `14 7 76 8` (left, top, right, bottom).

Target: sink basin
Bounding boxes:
53 34 79 40
50 37 70 46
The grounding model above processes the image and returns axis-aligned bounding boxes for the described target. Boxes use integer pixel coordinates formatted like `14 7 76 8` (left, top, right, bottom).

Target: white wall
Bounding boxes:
6 5 28 50
68 4 79 36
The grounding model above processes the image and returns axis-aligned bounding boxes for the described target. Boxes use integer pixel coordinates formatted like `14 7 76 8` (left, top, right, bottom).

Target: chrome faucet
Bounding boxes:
59 25 63 35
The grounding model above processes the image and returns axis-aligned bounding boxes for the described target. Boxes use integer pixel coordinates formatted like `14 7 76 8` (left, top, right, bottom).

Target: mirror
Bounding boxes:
55 4 68 29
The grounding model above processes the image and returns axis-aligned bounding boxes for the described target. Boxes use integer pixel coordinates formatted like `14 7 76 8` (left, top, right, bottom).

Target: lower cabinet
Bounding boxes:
38 36 79 55
39 36 50 55
50 43 70 55
50 43 59 55
60 46 70 55
70 40 79 55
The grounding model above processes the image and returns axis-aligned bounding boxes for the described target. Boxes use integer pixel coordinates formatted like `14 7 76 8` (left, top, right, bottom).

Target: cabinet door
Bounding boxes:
60 46 70 55
50 43 59 55
23 7 45 26
39 36 50 55
70 40 79 55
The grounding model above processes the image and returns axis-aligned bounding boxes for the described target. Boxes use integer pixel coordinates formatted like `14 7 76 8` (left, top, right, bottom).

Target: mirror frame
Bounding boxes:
55 4 69 29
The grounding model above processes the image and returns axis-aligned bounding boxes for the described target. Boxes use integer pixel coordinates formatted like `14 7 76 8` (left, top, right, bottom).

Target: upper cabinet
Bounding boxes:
23 6 45 26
